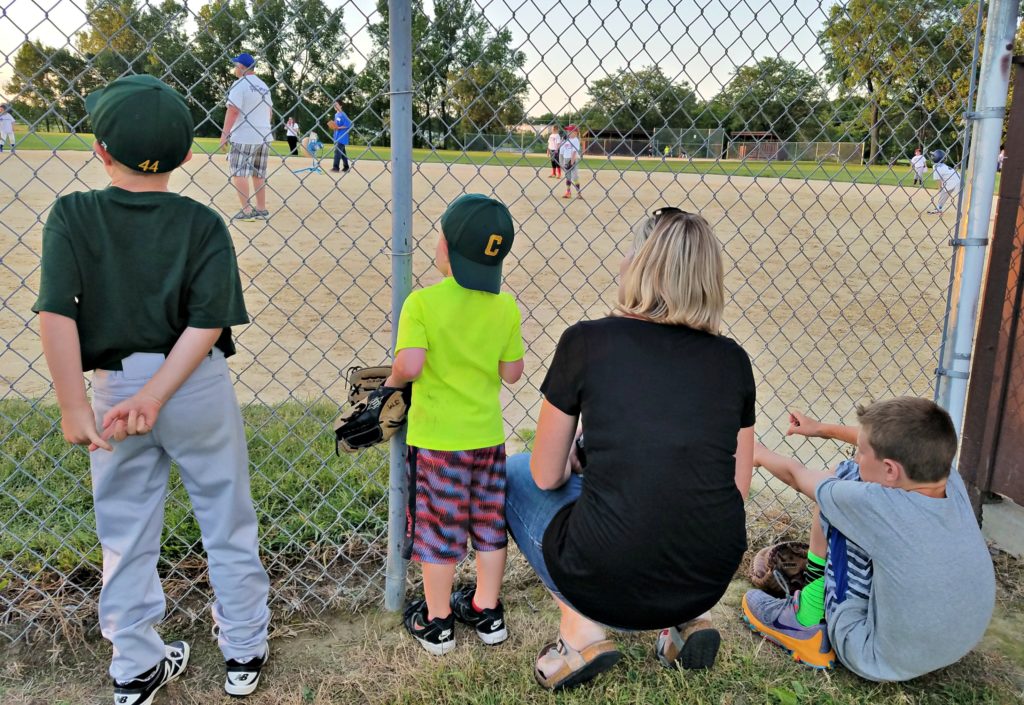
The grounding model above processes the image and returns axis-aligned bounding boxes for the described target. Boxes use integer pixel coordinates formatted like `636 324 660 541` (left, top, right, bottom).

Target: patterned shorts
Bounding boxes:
228 142 269 178
404 444 507 564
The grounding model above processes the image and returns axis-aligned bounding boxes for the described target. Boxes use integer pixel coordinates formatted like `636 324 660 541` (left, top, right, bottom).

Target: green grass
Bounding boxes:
2 401 1022 704
2 578 1022 704
0 398 389 574
9 127 949 188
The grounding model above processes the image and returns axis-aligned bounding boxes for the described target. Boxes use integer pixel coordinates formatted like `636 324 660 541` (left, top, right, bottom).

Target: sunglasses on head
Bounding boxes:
651 206 691 218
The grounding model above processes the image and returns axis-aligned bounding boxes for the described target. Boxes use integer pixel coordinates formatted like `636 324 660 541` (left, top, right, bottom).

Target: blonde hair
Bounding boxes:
615 212 725 332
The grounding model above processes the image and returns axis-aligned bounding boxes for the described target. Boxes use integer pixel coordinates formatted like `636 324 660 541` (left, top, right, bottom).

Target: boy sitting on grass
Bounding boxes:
743 397 995 681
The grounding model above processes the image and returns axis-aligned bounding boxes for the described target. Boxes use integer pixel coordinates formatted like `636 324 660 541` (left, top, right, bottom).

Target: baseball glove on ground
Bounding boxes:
333 366 410 453
748 541 810 598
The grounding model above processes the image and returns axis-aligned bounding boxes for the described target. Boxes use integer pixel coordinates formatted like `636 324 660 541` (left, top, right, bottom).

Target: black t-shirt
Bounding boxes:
33 187 248 371
540 316 755 630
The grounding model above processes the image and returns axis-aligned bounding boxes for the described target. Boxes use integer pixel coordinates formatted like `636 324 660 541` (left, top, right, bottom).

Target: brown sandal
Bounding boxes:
655 616 721 670
533 637 622 691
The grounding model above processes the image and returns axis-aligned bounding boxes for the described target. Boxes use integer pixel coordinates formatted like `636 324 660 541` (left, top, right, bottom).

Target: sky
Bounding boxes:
0 0 832 116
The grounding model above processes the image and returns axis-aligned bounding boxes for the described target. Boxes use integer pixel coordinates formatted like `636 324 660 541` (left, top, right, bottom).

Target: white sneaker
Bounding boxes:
224 643 270 697
112 641 190 705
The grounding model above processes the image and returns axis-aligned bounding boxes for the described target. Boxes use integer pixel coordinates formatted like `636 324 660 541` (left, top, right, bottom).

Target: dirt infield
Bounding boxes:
0 149 952 451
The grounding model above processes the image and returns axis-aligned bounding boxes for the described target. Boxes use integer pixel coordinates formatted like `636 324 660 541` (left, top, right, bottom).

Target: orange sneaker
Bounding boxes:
741 590 835 670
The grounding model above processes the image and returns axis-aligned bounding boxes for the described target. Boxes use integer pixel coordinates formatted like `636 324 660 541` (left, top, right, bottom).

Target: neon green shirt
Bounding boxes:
396 277 524 451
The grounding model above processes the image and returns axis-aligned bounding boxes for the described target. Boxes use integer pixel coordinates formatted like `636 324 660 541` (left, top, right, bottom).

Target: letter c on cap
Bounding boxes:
485 234 502 256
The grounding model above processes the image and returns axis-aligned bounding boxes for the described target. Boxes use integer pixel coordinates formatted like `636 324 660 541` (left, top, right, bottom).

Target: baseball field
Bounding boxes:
5 148 1024 705
2 146 952 450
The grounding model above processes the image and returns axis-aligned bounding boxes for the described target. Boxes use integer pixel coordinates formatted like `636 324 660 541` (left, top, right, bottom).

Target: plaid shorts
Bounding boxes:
403 444 507 564
228 142 269 178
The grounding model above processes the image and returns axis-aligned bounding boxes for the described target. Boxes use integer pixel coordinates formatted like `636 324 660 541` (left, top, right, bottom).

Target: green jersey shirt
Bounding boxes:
396 277 524 451
33 187 248 371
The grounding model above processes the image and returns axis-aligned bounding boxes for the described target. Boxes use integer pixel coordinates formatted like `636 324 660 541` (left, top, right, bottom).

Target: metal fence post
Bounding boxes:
384 0 414 612
936 0 1019 436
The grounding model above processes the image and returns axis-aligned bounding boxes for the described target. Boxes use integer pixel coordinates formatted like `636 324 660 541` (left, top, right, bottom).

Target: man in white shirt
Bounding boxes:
547 125 561 179
558 124 582 199
927 150 961 215
219 53 274 221
910 148 926 186
0 104 15 153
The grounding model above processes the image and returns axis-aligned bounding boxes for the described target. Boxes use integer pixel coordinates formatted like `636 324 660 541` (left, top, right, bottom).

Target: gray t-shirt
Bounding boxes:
817 460 995 682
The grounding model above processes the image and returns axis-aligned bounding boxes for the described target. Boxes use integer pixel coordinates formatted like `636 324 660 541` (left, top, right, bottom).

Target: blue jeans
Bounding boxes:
332 143 349 170
504 453 582 603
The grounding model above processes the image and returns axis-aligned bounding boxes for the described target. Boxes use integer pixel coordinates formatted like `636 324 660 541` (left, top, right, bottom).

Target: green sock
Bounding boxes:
795 551 827 627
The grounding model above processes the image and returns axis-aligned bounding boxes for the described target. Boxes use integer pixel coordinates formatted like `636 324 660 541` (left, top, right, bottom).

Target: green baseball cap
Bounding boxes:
85 74 194 174
440 194 515 294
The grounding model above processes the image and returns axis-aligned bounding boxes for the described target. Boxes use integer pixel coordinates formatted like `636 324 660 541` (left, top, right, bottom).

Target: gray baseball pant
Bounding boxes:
90 350 270 681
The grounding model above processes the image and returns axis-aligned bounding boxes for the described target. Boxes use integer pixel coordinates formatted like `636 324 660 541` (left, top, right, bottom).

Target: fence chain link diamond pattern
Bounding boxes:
0 0 981 641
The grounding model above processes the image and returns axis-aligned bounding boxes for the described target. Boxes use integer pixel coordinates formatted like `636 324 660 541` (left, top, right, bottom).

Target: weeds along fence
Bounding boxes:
0 0 987 641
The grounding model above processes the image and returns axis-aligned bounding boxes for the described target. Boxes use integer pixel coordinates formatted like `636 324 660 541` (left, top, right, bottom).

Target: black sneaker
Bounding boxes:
450 584 509 645
224 643 269 697
403 599 456 655
112 641 189 705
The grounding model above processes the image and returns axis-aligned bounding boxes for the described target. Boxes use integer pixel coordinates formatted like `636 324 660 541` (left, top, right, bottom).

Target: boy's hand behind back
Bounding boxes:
61 402 113 452
102 392 164 441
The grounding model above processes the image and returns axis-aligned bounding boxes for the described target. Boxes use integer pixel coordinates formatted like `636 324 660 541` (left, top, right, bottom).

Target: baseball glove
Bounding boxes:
333 366 410 453
327 119 339 131
748 541 810 598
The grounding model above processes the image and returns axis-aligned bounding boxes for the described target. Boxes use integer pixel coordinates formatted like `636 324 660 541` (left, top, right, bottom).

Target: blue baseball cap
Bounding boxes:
231 53 256 69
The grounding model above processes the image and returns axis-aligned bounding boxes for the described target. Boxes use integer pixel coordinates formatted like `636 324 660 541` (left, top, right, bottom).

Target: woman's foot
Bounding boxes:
534 637 621 691
656 614 721 670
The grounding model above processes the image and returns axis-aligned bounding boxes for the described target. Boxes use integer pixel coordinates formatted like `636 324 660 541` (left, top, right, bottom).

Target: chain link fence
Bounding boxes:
0 0 987 642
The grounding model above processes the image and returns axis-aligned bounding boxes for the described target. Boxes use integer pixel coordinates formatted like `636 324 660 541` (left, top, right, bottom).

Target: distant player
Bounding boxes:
0 103 15 153
910 148 926 186
547 125 561 178
998 146 1006 172
219 53 274 221
927 150 960 215
559 124 582 199
328 100 352 173
285 117 300 155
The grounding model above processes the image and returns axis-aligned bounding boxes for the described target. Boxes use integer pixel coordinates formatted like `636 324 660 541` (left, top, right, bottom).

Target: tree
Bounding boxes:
449 27 528 132
191 0 250 135
357 0 431 145
5 41 96 131
713 58 826 140
421 0 489 148
583 66 698 134
76 0 149 78
820 0 950 164
363 0 529 148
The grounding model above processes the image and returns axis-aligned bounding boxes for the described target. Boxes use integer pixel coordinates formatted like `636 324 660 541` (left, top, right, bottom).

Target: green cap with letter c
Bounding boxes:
440 193 515 294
